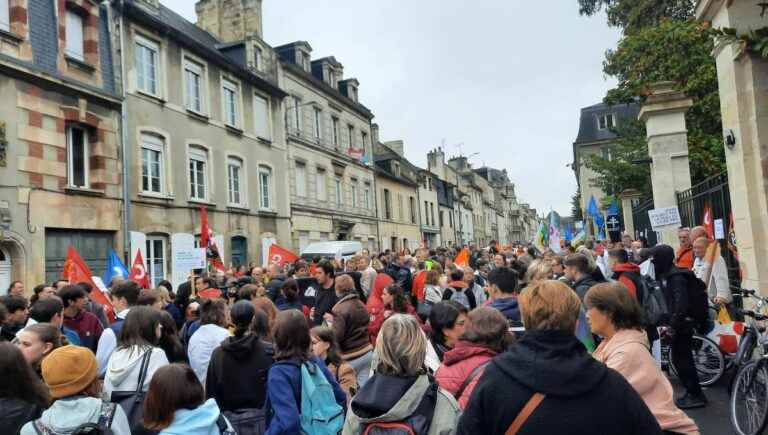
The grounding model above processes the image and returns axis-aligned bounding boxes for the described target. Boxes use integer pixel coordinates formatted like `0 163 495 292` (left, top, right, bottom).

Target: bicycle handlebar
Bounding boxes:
743 310 768 321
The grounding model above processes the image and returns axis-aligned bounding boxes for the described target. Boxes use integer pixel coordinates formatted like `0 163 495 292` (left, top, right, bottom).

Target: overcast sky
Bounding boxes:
161 1 620 216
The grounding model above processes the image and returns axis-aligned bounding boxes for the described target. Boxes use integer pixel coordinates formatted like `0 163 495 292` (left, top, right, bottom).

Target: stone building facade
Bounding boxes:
111 0 290 288
417 169 441 248
426 147 461 247
375 140 421 252
274 42 378 253
0 0 123 289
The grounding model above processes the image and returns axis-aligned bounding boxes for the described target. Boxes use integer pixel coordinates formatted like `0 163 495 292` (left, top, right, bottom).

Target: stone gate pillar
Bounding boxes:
620 189 642 238
638 82 693 249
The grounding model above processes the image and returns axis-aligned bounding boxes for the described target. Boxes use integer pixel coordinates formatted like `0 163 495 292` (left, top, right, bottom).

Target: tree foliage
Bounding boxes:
578 0 695 33
571 191 583 221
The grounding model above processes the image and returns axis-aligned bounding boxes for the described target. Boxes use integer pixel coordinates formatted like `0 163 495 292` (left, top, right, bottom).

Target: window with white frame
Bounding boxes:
313 107 322 141
65 9 84 61
364 182 371 209
290 96 301 132
67 125 89 188
188 146 208 201
258 166 271 209
331 116 340 147
184 59 204 113
228 157 244 205
351 180 358 208
253 46 263 71
335 177 343 206
597 113 615 130
295 161 307 197
141 133 165 194
222 79 239 127
145 236 166 288
316 168 327 201
0 0 10 32
135 36 159 96
253 95 271 139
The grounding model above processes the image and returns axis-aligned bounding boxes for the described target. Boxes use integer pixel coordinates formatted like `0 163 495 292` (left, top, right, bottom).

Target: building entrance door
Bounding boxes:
0 249 10 296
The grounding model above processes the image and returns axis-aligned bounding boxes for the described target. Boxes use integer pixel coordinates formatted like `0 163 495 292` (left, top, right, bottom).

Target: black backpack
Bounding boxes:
110 351 157 435
33 401 117 435
637 274 670 327
667 269 709 322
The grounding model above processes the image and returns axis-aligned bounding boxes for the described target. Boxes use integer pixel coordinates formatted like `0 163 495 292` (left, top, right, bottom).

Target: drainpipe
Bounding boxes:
112 1 131 264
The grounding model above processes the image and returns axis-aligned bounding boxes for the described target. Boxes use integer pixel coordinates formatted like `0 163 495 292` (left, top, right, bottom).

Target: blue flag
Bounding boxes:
587 195 600 218
103 249 129 286
595 213 606 240
564 225 574 241
607 200 620 216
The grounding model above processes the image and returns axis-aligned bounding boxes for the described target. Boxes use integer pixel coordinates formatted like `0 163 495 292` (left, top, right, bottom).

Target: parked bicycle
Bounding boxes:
659 327 725 386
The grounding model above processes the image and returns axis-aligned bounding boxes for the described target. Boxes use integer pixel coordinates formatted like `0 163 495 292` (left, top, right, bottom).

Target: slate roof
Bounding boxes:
573 101 640 145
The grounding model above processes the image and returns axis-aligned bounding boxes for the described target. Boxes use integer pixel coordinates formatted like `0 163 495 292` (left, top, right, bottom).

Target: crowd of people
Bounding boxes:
0 228 728 434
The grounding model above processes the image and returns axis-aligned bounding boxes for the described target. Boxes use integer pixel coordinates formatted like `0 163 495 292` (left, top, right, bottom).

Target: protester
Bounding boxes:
265 309 346 435
21 345 132 435
29 284 56 305
0 342 48 434
76 281 109 328
457 280 662 434
369 283 418 343
692 237 731 305
436 307 510 409
676 228 695 270
276 278 304 311
311 261 339 326
158 310 187 363
206 300 274 433
564 254 599 301
343 314 460 433
586 283 700 435
523 259 554 285
188 298 230 384
28 297 81 346
180 301 200 345
359 254 378 297
59 285 103 352
144 363 235 435
420 268 444 318
104 306 169 399
487 267 522 329
97 280 141 375
324 274 373 386
428 301 468 362
0 295 28 337
609 248 643 298
463 266 487 306
443 268 477 310
196 277 221 299
311 325 358 396
651 245 708 409
7 280 24 297
16 323 64 374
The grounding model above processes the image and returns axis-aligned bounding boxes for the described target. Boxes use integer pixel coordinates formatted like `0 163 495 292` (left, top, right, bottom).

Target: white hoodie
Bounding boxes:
103 345 168 397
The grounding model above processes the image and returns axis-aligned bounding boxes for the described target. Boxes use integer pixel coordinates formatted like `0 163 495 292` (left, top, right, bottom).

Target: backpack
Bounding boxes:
663 269 709 325
222 409 262 435
215 414 238 435
109 351 157 435
33 401 117 435
299 361 344 435
360 377 439 435
638 275 670 327
444 287 476 310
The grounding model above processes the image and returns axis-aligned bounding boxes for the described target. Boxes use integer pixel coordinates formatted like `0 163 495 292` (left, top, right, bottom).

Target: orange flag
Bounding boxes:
62 246 115 322
129 250 150 289
454 248 470 268
268 244 300 267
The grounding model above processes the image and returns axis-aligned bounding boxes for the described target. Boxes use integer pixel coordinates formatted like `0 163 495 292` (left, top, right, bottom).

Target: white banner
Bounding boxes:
648 207 682 231
262 236 276 267
171 233 195 290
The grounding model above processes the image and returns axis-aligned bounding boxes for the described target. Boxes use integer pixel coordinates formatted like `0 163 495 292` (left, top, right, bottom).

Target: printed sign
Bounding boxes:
174 249 206 272
648 207 682 231
714 219 725 240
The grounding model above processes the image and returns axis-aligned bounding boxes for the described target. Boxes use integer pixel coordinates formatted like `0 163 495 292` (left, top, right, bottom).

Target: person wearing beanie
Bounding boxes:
20 345 132 435
205 300 274 434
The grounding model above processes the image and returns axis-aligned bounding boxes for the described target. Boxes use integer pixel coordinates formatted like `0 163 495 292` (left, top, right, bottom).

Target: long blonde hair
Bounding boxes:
375 314 426 377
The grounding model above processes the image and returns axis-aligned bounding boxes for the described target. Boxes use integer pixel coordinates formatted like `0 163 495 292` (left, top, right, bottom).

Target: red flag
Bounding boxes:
129 250 150 289
454 248 470 268
199 207 225 271
268 244 299 267
200 207 210 249
702 205 714 239
62 246 115 322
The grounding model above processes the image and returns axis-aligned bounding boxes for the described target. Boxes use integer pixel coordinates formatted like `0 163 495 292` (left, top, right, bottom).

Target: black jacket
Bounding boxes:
205 334 274 412
266 275 287 302
572 275 599 301
457 330 661 435
312 282 339 326
0 397 42 434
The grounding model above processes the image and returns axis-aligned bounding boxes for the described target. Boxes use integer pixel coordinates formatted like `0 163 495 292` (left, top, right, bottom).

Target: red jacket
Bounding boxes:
64 310 104 352
366 273 393 315
412 270 427 302
435 341 498 409
368 304 419 344
612 262 642 299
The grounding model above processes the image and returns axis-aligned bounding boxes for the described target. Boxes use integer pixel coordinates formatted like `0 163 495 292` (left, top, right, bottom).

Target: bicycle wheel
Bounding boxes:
731 359 768 435
670 334 725 386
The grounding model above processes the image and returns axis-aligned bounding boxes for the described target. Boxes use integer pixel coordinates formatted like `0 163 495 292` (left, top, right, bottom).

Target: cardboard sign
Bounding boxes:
174 249 206 271
714 219 725 240
648 207 682 231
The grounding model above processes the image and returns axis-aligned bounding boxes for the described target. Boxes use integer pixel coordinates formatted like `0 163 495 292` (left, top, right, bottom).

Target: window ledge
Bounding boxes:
0 29 23 44
186 109 209 123
65 186 105 197
138 192 174 201
227 205 250 213
225 125 244 136
188 198 216 207
258 209 277 216
65 55 96 73
135 90 166 105
256 136 273 145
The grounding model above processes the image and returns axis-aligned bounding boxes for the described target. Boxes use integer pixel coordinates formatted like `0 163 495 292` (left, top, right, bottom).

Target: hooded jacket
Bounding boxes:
457 330 662 435
571 275 599 301
104 345 169 396
159 398 234 435
332 293 373 359
342 374 460 435
612 262 642 299
205 334 274 412
652 245 694 326
489 297 521 325
593 329 699 435
435 341 498 409
188 324 231 385
0 398 42 434
20 396 132 435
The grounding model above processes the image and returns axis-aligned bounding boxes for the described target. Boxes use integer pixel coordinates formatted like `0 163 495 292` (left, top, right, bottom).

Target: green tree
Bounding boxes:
571 191 583 221
577 0 695 32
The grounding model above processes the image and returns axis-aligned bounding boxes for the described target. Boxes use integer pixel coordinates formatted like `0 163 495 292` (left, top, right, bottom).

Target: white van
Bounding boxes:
300 241 363 262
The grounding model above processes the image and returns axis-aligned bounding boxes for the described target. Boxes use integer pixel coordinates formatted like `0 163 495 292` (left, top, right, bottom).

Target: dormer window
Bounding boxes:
598 113 616 130
299 51 311 72
65 9 85 61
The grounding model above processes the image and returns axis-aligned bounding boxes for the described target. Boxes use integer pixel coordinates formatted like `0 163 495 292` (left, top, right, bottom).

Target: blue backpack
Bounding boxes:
300 361 344 435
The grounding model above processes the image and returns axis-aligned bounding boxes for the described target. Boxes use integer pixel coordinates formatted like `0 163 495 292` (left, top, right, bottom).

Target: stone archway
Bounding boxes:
0 235 26 294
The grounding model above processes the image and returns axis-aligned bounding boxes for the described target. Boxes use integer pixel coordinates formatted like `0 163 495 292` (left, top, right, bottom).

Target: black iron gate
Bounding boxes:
632 198 657 247
676 172 740 288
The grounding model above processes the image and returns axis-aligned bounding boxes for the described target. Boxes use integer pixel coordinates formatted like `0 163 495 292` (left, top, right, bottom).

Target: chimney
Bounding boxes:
384 140 405 157
195 0 263 42
371 123 380 144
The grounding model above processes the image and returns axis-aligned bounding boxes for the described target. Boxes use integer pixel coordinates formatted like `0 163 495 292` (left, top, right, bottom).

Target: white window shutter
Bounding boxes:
254 96 270 139
65 10 84 60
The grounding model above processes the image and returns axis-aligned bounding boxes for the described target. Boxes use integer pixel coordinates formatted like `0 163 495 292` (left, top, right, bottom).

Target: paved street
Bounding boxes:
671 374 733 434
